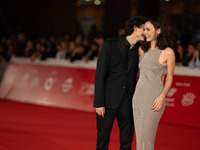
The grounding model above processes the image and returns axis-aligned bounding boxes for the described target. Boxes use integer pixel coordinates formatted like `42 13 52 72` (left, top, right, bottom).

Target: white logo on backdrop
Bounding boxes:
19 74 30 87
79 82 94 95
165 88 177 107
165 98 175 107
176 82 191 87
7 75 15 84
62 77 73 93
44 77 57 91
31 77 40 88
181 92 196 106
22 74 29 81
167 88 177 97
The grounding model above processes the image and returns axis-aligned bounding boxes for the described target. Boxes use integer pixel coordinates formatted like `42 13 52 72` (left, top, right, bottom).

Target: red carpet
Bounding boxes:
0 100 200 150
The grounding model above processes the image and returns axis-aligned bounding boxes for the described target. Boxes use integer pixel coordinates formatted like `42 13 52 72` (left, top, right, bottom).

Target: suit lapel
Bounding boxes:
127 43 139 73
117 36 139 73
127 51 135 73
117 36 126 65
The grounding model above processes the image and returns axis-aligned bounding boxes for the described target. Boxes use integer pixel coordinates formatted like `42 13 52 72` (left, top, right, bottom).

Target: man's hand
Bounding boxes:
96 107 105 117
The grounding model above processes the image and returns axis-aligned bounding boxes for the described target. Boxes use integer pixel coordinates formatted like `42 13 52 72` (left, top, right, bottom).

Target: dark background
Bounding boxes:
1 0 200 40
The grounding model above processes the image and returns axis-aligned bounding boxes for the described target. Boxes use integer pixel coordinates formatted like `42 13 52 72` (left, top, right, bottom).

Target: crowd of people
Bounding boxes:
0 31 200 69
0 32 105 63
174 39 200 68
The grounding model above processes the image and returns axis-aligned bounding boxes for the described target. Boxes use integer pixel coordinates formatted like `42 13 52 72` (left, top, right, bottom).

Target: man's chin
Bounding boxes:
139 38 145 42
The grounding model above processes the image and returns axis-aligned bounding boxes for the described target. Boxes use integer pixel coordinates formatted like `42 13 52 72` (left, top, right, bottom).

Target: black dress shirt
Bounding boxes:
122 35 136 71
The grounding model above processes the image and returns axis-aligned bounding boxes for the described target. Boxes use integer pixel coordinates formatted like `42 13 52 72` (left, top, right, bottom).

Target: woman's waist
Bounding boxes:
137 76 164 86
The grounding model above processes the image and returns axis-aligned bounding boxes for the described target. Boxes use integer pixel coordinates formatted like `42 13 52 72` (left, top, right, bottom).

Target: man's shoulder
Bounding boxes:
105 37 120 45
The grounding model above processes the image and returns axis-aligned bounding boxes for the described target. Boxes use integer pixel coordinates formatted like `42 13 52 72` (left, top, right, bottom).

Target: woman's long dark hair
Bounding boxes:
141 17 173 52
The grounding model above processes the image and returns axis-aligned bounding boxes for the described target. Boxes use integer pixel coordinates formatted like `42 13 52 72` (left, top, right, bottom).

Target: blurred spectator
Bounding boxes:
6 44 14 61
94 35 104 55
84 42 99 62
48 36 57 57
189 41 200 68
56 41 67 59
66 40 75 60
55 43 62 58
82 38 91 56
182 43 195 66
31 43 41 61
70 36 84 62
15 33 26 57
24 40 34 57
39 44 48 61
96 36 105 55
118 28 125 36
174 41 184 66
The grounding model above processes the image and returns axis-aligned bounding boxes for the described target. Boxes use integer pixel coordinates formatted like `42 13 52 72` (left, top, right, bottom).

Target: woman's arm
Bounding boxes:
161 48 176 97
152 47 175 111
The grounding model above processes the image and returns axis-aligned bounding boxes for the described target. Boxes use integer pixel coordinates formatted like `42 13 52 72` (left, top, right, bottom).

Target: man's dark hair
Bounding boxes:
125 16 147 36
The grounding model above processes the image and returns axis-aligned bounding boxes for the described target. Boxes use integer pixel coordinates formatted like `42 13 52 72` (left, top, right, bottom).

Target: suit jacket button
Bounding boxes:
123 86 126 89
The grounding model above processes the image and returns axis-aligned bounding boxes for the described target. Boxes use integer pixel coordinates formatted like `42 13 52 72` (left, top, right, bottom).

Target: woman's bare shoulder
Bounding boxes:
163 47 175 57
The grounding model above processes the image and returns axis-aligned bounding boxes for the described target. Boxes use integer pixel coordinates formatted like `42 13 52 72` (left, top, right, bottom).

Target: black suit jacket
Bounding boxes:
94 35 139 109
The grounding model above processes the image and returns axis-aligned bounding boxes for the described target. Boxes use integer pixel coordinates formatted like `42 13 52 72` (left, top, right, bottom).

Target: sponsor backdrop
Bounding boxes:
0 60 200 127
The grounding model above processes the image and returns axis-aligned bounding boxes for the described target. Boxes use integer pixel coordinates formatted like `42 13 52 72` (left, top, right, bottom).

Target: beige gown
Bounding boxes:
132 49 167 150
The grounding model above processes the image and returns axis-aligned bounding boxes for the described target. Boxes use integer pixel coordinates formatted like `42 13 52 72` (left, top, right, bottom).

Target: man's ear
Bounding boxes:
157 28 161 35
134 26 137 31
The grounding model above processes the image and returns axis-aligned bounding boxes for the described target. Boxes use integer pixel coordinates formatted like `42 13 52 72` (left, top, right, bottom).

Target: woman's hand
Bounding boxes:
152 94 165 112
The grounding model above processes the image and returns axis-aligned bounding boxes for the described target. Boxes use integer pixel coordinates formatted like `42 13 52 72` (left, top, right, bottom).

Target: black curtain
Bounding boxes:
137 0 160 17
2 0 77 36
104 0 131 38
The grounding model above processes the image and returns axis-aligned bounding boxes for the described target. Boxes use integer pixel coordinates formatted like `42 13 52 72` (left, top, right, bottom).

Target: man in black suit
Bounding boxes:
94 16 147 150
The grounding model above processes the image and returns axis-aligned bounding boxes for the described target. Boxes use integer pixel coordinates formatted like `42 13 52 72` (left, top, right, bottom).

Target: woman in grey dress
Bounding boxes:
132 17 175 150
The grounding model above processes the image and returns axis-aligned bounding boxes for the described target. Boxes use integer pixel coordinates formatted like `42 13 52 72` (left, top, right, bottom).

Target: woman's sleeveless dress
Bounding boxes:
132 49 167 150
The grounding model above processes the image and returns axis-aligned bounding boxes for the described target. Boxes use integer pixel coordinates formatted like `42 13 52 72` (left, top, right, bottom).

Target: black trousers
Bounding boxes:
96 93 134 150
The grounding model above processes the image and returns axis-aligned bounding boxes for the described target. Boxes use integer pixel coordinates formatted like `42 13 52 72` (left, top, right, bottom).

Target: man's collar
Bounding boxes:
122 34 130 47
